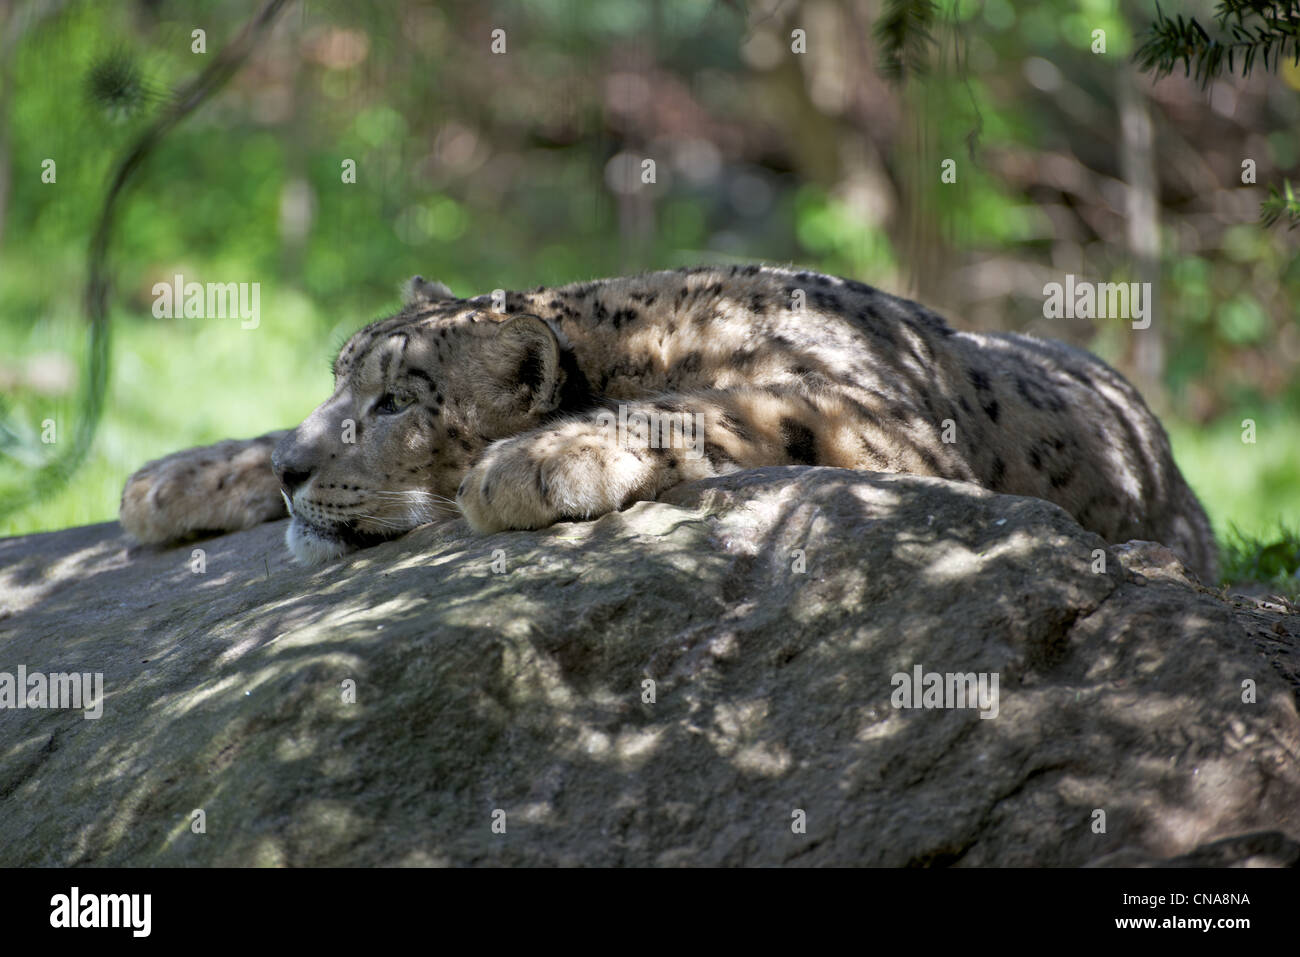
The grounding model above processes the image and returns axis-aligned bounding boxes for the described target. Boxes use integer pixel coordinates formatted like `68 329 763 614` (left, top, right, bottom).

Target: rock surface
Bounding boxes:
1 466 1297 866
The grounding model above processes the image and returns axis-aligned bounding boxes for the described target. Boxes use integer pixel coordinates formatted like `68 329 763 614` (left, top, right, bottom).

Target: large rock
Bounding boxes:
1 467 1297 866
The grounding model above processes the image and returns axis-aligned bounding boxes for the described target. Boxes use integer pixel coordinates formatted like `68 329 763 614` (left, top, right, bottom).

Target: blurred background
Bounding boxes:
0 0 1297 584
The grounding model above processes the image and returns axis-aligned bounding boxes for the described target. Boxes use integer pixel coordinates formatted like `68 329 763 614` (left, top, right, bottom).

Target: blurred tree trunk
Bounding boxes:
1117 67 1163 401
279 25 313 282
617 4 660 271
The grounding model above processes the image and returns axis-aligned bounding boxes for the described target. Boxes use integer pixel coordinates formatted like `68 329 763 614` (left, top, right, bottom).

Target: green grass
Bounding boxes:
1218 523 1300 597
1166 415 1300 542
0 285 337 538
1166 413 1300 591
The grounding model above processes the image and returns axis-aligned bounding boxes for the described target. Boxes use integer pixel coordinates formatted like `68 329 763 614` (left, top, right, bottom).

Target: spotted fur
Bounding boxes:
119 265 1218 580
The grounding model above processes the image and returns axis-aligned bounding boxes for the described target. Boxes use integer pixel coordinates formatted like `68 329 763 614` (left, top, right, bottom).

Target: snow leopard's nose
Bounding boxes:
276 466 312 497
271 441 314 497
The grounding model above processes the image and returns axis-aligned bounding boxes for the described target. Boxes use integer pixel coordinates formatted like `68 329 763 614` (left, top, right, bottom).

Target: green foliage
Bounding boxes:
1134 0 1300 87
0 0 292 524
83 50 159 121
1260 178 1300 228
875 0 940 83
1136 2 1300 232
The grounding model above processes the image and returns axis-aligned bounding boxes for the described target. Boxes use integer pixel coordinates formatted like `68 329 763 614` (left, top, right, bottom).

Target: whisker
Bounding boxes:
365 491 461 513
351 514 409 530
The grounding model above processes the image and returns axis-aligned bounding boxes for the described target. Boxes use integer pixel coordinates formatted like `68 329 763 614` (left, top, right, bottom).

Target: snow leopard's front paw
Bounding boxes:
119 433 288 544
455 426 658 534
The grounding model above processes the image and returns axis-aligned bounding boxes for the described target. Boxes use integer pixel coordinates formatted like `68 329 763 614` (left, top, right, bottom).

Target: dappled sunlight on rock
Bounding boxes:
914 543 982 582
0 467 1297 865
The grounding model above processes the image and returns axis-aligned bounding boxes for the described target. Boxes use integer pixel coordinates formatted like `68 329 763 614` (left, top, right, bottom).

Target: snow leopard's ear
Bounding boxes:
402 275 456 306
486 314 562 417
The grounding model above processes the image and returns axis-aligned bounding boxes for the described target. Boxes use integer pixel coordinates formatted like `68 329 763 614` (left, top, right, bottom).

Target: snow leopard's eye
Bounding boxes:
374 391 414 415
